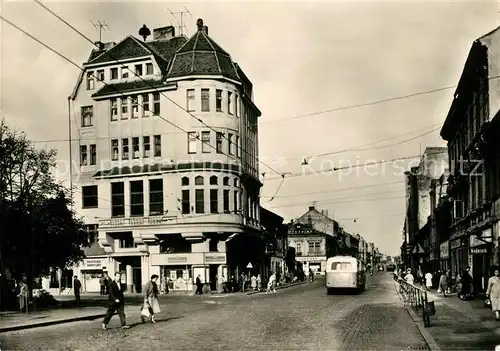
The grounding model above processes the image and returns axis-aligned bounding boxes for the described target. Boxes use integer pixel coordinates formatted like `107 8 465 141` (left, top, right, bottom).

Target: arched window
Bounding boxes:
181 177 189 186
210 176 218 185
195 176 204 186
223 177 229 186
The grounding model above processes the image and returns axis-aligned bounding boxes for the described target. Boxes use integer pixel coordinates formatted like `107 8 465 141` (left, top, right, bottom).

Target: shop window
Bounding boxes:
181 189 190 214
210 189 218 214
130 180 144 216
181 177 189 186
195 189 204 213
149 179 163 215
111 182 125 217
82 185 98 208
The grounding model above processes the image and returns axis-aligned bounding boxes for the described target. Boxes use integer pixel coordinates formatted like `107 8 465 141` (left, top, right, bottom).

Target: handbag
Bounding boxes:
484 297 491 308
140 301 151 318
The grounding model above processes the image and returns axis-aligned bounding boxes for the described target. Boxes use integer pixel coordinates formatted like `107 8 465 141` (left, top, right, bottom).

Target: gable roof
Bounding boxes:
88 36 152 64
167 26 240 81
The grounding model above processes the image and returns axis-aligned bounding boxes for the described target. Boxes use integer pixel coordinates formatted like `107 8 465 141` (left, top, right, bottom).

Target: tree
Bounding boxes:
0 119 89 297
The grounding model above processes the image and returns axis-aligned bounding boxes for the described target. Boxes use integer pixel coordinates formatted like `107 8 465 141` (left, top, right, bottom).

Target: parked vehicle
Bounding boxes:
325 256 366 294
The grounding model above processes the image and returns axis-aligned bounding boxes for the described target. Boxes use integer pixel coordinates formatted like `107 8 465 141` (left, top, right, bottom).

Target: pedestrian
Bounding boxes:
424 271 433 291
195 275 203 295
460 266 473 298
266 272 277 294
404 269 414 285
102 271 112 295
486 267 500 321
16 280 28 314
99 275 106 295
309 269 314 283
240 273 246 292
102 272 130 330
438 271 448 297
256 274 262 291
141 274 161 324
73 276 82 305
250 274 257 291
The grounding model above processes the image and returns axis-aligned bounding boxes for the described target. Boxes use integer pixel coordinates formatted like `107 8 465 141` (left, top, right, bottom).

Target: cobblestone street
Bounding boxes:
0 273 429 350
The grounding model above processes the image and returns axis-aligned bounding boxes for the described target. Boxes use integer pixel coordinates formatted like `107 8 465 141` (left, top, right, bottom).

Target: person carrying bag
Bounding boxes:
141 274 161 323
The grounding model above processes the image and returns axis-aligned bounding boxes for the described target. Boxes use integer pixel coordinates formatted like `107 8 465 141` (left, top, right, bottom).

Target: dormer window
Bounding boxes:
135 64 143 76
111 68 118 80
86 72 94 90
97 70 104 81
122 66 129 78
146 63 153 75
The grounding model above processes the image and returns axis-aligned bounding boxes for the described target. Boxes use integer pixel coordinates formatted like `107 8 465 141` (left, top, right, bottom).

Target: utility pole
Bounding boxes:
90 20 110 42
167 7 193 36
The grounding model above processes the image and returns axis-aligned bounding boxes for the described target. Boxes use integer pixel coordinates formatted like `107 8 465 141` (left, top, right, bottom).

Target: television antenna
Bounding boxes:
91 20 110 42
167 7 193 36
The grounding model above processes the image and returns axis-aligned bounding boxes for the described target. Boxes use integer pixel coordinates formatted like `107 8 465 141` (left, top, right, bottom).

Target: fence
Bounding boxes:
396 278 435 327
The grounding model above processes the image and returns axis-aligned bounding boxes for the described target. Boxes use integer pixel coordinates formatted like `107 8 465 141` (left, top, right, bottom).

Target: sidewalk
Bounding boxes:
403 286 500 350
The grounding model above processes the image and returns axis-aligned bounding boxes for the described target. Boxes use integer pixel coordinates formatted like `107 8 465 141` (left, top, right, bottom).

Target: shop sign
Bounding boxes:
450 239 462 250
204 253 226 264
296 256 326 262
81 258 105 269
470 247 488 255
440 241 449 259
151 253 204 266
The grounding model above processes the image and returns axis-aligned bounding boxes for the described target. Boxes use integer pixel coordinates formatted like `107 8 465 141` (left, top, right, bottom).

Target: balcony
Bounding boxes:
98 215 177 229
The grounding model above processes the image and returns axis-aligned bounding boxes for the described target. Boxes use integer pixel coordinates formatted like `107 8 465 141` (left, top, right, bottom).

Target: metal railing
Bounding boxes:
396 279 434 327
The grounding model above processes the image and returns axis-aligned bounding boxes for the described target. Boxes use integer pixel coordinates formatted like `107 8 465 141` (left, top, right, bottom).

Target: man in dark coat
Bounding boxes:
195 275 203 295
73 276 82 305
102 272 130 330
102 271 112 295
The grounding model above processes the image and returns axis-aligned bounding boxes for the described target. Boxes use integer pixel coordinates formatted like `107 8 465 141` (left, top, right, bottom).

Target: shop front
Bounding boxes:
469 228 493 292
450 236 468 278
77 257 108 293
151 252 228 292
296 256 327 275
439 240 449 272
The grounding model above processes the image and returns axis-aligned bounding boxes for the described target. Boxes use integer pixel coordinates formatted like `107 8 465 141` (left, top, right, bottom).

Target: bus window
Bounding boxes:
331 262 352 270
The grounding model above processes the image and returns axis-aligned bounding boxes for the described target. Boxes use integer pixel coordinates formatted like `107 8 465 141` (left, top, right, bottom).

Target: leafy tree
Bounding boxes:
0 120 89 297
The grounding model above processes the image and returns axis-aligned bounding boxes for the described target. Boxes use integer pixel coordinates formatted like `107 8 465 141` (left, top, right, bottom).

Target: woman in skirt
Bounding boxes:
142 274 161 323
486 267 500 321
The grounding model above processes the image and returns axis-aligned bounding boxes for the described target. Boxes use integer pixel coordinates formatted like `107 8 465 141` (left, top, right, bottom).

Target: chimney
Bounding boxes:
153 25 175 40
308 206 315 211
196 18 208 35
94 41 104 50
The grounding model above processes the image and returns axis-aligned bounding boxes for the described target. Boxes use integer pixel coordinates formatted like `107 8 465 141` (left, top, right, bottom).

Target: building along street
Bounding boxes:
0 273 429 351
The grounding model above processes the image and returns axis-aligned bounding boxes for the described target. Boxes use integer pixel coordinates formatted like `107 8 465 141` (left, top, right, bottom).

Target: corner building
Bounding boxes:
69 20 263 293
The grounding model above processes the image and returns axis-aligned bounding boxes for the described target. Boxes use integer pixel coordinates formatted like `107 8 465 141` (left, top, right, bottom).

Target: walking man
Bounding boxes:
102 272 130 330
73 276 82 305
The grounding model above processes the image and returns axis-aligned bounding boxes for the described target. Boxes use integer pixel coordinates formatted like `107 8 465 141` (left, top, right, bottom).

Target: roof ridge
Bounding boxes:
88 35 150 64
477 25 500 41
190 32 201 74
203 32 222 74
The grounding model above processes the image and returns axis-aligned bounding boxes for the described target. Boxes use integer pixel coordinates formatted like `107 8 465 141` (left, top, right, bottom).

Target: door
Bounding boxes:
209 265 218 291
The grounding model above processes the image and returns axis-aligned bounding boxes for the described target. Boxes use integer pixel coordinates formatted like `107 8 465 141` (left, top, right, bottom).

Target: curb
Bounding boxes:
246 281 308 295
404 305 441 351
0 313 106 333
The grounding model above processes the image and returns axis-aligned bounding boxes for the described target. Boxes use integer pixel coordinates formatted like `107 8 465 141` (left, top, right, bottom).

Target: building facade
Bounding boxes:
69 20 264 293
260 207 288 280
440 26 499 291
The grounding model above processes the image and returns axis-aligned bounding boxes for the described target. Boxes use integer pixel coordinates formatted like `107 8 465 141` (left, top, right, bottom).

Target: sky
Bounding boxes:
1 0 499 256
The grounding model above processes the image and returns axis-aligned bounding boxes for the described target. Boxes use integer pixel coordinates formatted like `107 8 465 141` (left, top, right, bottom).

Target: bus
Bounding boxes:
325 256 366 294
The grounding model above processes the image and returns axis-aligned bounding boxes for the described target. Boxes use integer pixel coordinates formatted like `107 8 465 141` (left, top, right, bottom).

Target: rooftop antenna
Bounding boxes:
91 20 110 42
167 7 193 36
